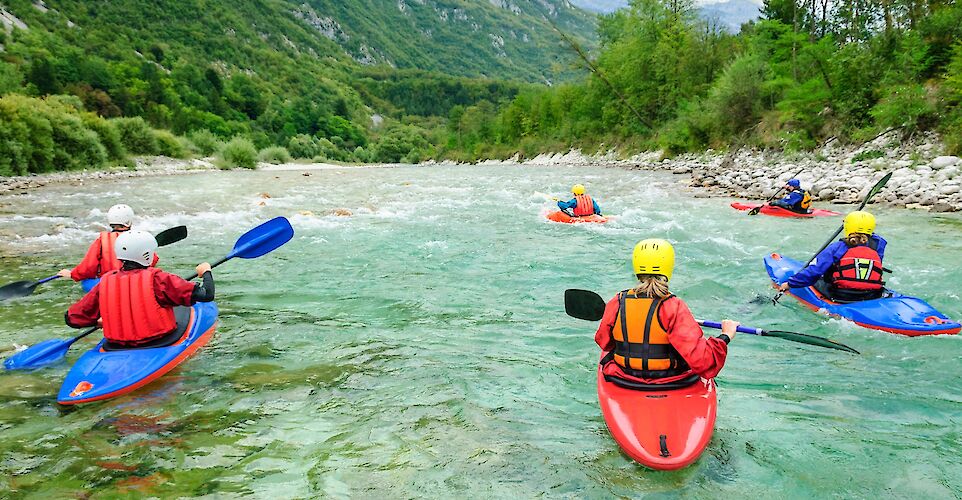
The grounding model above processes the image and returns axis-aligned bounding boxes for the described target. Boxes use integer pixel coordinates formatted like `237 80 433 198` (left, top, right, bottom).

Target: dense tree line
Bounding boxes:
438 0 962 159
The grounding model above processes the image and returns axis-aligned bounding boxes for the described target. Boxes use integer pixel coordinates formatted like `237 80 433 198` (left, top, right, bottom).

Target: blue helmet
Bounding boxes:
787 179 801 188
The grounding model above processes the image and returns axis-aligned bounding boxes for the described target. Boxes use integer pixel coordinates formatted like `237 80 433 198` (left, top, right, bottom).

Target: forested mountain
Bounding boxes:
0 0 593 174
291 0 595 82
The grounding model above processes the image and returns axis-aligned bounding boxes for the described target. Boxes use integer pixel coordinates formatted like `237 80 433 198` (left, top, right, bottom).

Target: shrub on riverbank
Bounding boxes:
0 95 108 176
154 130 188 158
113 117 160 155
218 137 258 169
188 130 224 156
258 146 291 164
0 95 201 176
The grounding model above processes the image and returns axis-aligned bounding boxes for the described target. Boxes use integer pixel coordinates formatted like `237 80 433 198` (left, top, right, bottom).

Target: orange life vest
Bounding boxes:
799 190 812 210
98 268 177 345
573 194 595 216
830 243 884 291
98 232 122 276
612 291 690 379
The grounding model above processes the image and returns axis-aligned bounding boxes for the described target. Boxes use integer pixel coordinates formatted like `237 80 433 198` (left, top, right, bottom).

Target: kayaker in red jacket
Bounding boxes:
57 204 158 281
65 230 215 348
594 239 738 384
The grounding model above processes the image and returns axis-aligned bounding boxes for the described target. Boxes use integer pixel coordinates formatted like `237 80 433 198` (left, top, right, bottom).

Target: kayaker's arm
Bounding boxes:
191 271 215 303
771 191 801 208
593 295 621 351
663 298 729 380
873 234 887 261
69 238 104 281
65 286 102 328
786 243 842 288
592 200 602 216
557 199 577 211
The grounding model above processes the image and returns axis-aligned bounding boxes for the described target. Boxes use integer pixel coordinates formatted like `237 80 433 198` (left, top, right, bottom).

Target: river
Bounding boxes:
1 164 960 497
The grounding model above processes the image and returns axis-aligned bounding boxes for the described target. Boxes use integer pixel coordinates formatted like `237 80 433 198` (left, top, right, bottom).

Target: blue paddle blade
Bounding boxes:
4 338 74 370
227 216 294 259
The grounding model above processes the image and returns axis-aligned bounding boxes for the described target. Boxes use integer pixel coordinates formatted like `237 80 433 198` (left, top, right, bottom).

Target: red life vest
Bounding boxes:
573 194 595 216
611 291 690 379
98 232 122 276
98 268 177 345
830 243 884 291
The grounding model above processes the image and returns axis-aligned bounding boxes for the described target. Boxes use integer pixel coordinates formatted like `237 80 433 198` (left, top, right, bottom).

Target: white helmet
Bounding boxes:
106 204 135 227
115 230 157 267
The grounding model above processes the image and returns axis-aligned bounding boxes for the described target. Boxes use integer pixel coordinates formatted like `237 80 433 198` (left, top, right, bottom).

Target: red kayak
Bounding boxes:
731 202 840 218
597 354 717 470
546 211 609 224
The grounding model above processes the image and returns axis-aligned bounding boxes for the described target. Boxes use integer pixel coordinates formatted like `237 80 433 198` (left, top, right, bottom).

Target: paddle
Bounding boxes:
772 172 892 305
564 289 858 354
534 191 561 202
3 217 294 371
748 167 805 215
0 226 189 301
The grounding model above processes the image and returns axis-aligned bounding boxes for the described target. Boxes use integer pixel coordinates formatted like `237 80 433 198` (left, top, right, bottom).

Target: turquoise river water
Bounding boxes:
0 165 960 498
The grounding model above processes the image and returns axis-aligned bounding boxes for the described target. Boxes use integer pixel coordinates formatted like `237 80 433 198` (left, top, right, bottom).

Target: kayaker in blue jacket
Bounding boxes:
557 184 602 217
776 211 888 302
769 179 812 214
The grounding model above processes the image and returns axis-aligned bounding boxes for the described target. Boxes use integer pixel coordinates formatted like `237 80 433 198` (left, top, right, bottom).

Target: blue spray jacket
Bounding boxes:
786 234 888 288
557 197 602 215
776 190 804 207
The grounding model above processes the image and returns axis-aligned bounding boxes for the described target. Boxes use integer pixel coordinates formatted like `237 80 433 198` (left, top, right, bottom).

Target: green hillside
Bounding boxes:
0 0 593 174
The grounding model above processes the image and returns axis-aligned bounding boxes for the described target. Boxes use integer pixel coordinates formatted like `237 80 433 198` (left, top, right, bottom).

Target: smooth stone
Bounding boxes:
931 156 960 169
939 185 960 195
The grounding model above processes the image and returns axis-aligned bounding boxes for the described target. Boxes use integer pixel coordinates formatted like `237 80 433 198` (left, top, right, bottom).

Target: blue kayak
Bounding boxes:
57 302 218 405
764 254 959 336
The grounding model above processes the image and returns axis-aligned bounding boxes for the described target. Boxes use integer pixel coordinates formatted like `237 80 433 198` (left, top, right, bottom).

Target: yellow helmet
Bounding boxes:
632 239 675 281
843 211 876 236
571 184 586 195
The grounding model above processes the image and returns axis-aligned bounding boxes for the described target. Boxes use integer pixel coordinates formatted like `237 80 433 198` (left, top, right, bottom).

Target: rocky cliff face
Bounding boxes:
291 0 596 82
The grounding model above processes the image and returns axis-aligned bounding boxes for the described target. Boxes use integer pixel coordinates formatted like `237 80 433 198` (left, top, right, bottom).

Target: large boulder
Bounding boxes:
931 156 960 169
939 184 961 195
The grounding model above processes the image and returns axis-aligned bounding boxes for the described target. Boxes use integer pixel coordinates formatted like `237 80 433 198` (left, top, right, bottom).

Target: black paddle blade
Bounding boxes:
564 289 606 321
767 330 860 354
156 225 188 247
0 281 40 301
859 172 893 210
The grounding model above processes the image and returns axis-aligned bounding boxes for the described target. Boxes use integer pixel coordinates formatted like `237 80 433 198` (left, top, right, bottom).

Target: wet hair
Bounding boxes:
844 233 870 247
633 274 671 299
121 260 148 271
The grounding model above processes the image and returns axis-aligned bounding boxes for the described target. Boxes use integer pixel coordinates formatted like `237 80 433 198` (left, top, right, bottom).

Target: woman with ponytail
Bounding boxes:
594 239 737 385
776 211 888 302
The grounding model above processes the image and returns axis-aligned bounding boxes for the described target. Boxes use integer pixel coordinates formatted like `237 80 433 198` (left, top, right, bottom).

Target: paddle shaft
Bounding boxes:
698 320 764 336
749 167 805 215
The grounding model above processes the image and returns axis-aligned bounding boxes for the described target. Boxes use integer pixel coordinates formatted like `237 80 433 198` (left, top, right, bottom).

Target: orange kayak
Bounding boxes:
546 211 609 224
597 354 717 470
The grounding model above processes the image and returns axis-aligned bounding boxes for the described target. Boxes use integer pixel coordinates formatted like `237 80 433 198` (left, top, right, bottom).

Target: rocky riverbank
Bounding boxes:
446 130 961 213
648 132 961 213
0 157 215 196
